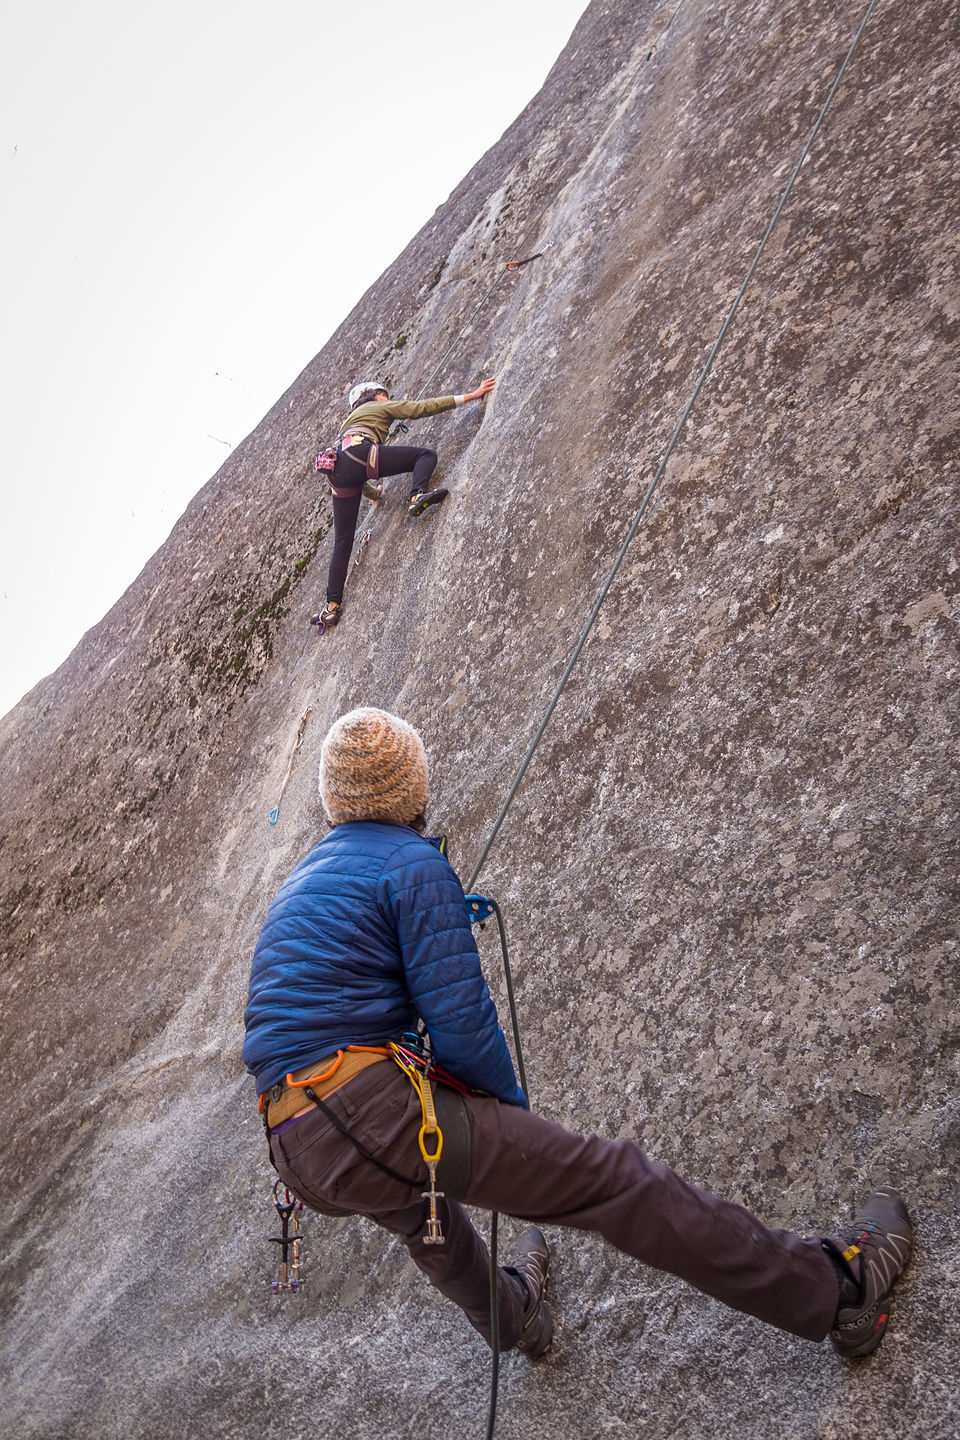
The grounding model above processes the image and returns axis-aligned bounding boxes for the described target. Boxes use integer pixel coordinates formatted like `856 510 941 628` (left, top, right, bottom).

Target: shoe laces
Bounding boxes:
838 1219 910 1312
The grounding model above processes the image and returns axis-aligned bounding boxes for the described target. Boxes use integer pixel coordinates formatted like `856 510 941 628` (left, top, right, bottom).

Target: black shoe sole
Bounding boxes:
409 488 449 516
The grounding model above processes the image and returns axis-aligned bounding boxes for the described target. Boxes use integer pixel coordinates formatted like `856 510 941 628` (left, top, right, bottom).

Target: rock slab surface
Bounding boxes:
1 1 957 1437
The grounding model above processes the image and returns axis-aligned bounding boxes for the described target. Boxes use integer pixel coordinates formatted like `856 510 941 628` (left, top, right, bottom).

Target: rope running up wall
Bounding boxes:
466 0 880 891
469 2 879 1435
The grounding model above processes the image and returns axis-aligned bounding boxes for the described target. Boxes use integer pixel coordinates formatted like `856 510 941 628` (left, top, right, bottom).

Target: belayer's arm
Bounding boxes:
380 844 526 1107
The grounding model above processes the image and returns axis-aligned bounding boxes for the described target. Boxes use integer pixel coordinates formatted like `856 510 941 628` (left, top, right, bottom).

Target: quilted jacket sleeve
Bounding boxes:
378 842 527 1108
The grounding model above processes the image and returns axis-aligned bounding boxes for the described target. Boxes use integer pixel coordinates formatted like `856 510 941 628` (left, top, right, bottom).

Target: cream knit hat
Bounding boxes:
318 707 428 826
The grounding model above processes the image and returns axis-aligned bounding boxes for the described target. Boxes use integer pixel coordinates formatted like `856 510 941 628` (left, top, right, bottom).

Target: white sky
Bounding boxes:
0 0 586 720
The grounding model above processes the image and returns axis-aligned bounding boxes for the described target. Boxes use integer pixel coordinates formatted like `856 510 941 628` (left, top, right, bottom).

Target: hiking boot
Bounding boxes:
408 487 449 517
310 601 341 629
827 1186 913 1359
508 1225 553 1360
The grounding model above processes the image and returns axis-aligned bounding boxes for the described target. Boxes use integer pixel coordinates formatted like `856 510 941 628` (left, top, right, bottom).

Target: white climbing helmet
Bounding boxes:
347 381 387 409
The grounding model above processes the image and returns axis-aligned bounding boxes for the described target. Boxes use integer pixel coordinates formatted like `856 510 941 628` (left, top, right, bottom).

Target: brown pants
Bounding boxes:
269 1062 838 1350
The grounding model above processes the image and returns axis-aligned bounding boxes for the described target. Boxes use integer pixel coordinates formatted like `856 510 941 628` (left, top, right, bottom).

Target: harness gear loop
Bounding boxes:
389 1042 445 1244
285 1050 344 1088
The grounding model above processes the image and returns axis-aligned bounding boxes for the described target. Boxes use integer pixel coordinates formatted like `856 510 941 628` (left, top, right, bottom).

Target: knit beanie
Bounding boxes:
318 707 428 826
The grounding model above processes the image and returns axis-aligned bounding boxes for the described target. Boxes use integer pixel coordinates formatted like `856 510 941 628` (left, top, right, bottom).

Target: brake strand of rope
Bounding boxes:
466 0 879 894
486 1209 501 1440
268 705 312 825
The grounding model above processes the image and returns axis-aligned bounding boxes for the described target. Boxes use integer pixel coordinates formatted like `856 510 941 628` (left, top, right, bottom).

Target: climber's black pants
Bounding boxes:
325 443 438 603
269 1061 840 1350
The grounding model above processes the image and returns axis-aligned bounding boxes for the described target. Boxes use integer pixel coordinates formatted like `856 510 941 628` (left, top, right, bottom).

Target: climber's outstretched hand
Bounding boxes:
464 377 496 402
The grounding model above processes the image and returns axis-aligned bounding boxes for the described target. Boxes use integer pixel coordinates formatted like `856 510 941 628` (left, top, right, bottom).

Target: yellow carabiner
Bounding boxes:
418 1118 443 1167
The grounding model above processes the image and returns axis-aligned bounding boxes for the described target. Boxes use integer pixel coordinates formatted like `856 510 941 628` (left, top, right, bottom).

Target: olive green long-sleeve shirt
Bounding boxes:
341 395 458 445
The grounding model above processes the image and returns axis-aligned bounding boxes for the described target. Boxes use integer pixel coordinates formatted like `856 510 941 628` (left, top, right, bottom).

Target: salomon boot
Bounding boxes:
310 601 341 629
408 487 449 517
826 1186 913 1358
508 1225 553 1360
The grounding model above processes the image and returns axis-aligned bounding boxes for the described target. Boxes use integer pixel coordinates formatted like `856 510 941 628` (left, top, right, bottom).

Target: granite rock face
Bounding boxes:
1 1 957 1436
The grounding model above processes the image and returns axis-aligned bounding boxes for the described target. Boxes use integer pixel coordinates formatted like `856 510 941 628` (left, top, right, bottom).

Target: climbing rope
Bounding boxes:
465 4 879 1435
466 0 880 893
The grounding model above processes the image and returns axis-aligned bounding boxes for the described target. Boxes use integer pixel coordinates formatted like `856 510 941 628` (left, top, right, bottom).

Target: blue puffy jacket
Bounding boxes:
243 820 526 1107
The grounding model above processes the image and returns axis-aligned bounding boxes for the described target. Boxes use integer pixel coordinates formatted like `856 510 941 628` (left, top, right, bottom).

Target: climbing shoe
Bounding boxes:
408 487 449 517
509 1225 553 1360
826 1186 913 1359
362 479 382 502
310 601 341 629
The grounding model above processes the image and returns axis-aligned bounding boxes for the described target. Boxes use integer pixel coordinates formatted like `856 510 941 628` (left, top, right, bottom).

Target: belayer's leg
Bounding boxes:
823 1186 913 1357
269 1066 552 1354
375 1199 552 1355
459 1096 911 1345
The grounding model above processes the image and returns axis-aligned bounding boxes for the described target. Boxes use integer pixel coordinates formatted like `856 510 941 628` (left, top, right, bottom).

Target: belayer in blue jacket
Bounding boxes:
244 708 912 1363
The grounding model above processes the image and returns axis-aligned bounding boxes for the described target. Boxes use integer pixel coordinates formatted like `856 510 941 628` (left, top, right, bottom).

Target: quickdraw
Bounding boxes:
268 705 312 824
268 1179 304 1293
355 526 374 567
504 242 553 271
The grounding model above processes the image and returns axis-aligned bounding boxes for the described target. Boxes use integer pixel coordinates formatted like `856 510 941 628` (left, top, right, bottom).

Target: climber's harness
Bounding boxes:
260 1046 390 1126
316 425 380 496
